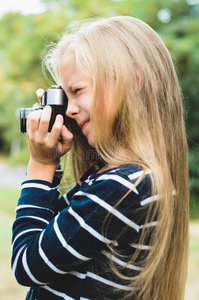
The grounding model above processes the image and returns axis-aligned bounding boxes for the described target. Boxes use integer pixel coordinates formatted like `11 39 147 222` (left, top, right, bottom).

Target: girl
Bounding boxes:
12 16 189 300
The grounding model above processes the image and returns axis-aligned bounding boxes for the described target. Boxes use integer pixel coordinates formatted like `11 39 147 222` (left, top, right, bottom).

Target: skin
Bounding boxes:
59 51 95 147
26 51 95 182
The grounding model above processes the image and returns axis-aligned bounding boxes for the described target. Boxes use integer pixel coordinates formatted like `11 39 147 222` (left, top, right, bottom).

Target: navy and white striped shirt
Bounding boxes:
12 164 156 300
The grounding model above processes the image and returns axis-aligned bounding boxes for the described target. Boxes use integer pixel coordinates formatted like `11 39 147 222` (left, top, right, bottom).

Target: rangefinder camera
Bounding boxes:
20 85 68 133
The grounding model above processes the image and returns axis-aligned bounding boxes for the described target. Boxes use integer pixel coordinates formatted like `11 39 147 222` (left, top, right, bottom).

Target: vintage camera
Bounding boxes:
20 85 68 133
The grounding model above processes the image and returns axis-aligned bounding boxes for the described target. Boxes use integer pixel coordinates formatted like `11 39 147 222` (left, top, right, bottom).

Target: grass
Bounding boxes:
0 188 28 300
0 187 199 299
185 224 199 299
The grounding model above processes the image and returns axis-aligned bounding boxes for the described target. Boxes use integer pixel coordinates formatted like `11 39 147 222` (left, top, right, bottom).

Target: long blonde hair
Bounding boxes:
43 16 189 300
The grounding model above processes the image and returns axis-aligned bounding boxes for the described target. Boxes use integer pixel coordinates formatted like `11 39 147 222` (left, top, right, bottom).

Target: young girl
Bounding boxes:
12 16 189 300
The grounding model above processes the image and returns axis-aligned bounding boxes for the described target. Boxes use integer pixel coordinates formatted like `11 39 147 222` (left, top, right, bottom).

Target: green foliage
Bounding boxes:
0 188 20 217
0 0 198 205
0 10 71 154
162 17 199 144
190 195 199 220
159 14 199 198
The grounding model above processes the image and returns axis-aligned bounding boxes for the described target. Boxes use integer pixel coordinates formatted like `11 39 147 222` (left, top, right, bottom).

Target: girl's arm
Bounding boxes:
11 167 150 287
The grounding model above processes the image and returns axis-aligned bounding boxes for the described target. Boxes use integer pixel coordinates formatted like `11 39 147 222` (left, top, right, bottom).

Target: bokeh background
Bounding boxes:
0 0 199 299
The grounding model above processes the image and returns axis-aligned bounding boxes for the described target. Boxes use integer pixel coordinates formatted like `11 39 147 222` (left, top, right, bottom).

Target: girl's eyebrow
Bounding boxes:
66 82 88 95
67 81 88 90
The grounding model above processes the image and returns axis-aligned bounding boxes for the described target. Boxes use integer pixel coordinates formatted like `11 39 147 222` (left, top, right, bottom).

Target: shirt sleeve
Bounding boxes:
11 169 152 287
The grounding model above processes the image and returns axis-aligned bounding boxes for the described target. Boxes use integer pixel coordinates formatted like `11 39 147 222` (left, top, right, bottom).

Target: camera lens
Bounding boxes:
20 107 35 133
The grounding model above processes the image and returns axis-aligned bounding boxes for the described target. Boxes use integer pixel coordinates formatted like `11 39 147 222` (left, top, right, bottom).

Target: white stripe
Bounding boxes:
128 170 143 180
102 250 143 271
140 190 175 207
15 205 54 214
53 269 131 291
140 195 159 206
130 244 151 250
96 174 138 194
38 231 68 275
80 298 92 300
128 169 151 181
139 221 157 229
21 182 57 191
63 194 70 206
17 215 50 225
87 272 132 291
75 191 140 232
12 228 42 250
68 207 118 246
22 247 47 285
110 168 119 173
88 179 94 186
66 270 87 279
12 244 26 275
41 285 75 299
54 216 91 261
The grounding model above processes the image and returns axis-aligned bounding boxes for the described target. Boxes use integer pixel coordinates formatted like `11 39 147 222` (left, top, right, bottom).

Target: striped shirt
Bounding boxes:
11 164 157 300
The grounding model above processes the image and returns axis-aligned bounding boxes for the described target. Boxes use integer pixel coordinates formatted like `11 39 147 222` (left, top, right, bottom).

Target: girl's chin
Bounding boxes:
87 135 94 147
82 123 93 146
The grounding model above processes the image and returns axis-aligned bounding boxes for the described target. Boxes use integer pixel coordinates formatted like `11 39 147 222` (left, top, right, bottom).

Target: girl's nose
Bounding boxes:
66 101 80 118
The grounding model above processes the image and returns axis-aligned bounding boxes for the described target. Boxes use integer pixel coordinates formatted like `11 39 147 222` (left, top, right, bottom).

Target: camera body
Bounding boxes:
20 85 68 133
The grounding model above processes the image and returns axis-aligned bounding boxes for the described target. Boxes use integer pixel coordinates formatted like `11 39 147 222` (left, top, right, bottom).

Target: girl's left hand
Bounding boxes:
27 105 73 166
26 103 73 182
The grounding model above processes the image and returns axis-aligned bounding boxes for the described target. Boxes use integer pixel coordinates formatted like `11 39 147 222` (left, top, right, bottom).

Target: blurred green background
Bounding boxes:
0 0 199 299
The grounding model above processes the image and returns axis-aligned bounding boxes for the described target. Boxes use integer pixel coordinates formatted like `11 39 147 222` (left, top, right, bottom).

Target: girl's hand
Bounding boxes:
32 88 44 108
26 89 73 182
27 105 73 164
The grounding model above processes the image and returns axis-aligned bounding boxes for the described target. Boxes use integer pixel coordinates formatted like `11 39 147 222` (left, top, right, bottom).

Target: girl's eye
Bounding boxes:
73 88 82 95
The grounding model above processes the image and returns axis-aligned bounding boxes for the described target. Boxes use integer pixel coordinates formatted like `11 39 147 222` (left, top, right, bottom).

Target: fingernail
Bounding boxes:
36 88 44 97
44 105 51 111
56 114 63 121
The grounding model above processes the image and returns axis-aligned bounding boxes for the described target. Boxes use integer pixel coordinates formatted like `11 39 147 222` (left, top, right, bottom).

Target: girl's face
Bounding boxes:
59 51 94 146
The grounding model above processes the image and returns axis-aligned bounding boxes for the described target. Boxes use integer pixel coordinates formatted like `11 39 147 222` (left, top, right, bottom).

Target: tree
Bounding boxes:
0 0 198 205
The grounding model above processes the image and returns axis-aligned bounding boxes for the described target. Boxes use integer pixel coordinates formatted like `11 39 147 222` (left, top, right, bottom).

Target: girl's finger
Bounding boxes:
38 106 52 137
49 114 64 144
33 102 42 108
36 88 45 103
27 109 43 136
60 125 73 152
